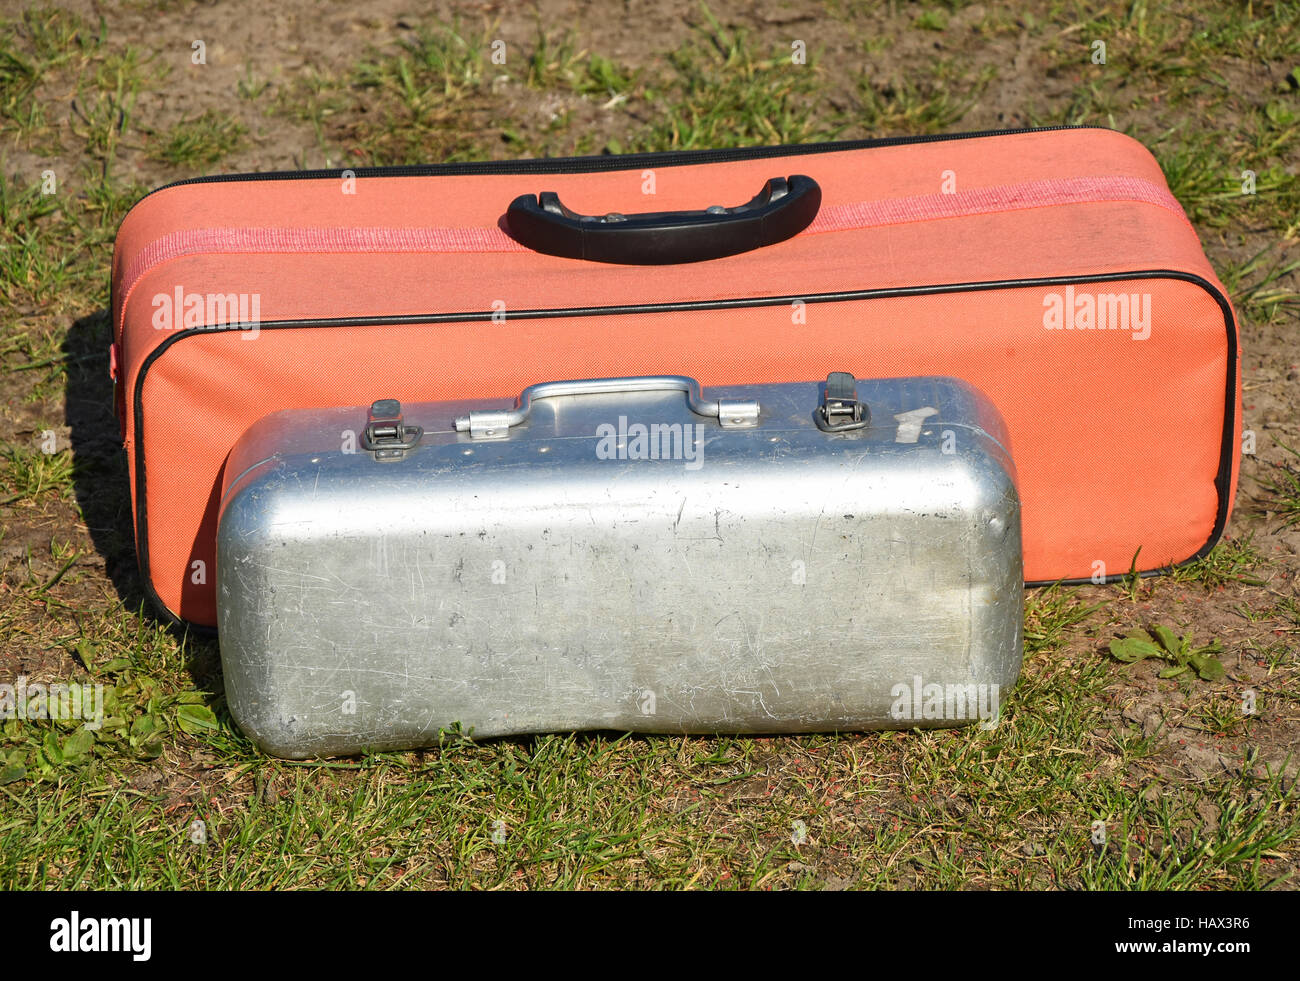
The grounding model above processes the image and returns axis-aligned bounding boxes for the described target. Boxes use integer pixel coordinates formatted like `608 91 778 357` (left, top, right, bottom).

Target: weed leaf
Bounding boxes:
1109 631 1164 662
177 704 219 734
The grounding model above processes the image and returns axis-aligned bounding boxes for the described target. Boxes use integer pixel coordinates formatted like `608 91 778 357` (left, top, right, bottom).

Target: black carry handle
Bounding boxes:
505 175 821 265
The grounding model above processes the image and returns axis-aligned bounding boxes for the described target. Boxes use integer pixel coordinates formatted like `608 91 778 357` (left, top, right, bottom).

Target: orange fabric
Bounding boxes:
111 129 1240 626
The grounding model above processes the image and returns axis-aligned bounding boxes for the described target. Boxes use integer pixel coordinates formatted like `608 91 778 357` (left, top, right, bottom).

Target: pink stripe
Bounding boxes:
115 175 1187 327
805 175 1187 232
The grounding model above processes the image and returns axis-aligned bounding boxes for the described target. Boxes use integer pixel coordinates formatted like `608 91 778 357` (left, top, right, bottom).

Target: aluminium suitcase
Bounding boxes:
112 126 1239 627
216 373 1022 758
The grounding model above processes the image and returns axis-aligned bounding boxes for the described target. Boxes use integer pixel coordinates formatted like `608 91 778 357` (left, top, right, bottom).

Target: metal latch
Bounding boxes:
361 399 423 461
817 372 869 432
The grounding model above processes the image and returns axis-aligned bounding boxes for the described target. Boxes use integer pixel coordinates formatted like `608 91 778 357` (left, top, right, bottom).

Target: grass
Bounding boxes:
1257 441 1300 527
271 68 348 165
524 30 636 96
1166 536 1268 589
0 441 76 507
1 562 1291 890
0 7 100 142
1220 245 1300 328
1024 584 1100 655
347 21 498 165
0 0 1298 891
628 7 833 152
0 171 137 318
0 176 69 308
147 110 246 167
1 604 1291 889
855 58 997 135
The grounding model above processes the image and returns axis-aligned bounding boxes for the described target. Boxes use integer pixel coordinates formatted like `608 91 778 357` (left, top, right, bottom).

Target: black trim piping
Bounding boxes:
129 125 1108 198
132 268 1238 629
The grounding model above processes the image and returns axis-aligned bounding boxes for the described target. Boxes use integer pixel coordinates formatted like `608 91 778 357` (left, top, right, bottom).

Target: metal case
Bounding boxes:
217 374 1022 758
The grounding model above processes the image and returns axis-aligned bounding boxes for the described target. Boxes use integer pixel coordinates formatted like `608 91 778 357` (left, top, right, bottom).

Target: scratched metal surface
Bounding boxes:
216 377 1022 758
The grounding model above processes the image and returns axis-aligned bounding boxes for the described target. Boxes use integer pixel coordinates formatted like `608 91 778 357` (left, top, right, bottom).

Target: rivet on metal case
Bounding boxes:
360 399 422 461
817 371 870 432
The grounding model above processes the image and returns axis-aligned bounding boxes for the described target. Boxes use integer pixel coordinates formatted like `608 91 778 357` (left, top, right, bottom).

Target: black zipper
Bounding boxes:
134 125 1108 197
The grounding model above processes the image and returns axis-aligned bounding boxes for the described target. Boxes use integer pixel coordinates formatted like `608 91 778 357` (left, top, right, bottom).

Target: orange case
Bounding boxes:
111 127 1240 628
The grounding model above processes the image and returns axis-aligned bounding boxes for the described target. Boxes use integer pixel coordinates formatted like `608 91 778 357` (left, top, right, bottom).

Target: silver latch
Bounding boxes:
817 372 869 433
361 399 423 461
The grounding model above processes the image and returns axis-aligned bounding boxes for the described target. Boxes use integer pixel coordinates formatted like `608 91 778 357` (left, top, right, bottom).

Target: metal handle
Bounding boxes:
505 176 821 264
454 375 760 440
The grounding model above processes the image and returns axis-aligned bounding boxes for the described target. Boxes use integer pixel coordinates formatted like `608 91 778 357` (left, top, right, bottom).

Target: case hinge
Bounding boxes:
715 400 760 428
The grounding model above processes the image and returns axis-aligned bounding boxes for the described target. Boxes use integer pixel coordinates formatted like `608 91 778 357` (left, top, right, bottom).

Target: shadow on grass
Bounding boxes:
62 308 136 603
61 307 224 688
